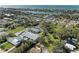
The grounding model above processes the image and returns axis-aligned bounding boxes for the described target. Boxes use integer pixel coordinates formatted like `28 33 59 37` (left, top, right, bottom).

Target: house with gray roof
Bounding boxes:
7 37 21 46
0 28 5 32
0 32 5 35
67 37 77 46
29 28 40 34
19 31 39 41
64 37 77 52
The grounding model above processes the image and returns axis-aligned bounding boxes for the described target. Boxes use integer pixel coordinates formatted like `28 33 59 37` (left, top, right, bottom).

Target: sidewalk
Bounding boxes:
6 46 16 53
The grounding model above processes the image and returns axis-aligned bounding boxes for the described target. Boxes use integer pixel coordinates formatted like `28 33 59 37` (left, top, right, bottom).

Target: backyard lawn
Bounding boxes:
0 42 13 51
7 26 24 34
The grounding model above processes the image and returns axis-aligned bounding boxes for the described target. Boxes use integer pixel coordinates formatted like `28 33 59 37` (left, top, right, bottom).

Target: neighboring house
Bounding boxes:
3 17 13 21
0 28 5 32
8 23 16 29
4 14 14 17
0 32 7 35
29 28 40 34
44 15 56 21
0 28 8 36
7 37 21 46
4 14 15 19
36 19 40 22
64 37 78 52
19 31 39 41
67 37 77 46
65 43 76 51
5 14 11 17
0 19 7 26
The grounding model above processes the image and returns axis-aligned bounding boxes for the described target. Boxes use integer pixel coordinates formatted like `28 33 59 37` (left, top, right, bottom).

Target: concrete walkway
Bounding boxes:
6 46 16 53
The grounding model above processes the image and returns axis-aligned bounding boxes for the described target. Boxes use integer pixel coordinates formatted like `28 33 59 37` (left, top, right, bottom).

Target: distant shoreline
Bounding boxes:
1 5 79 10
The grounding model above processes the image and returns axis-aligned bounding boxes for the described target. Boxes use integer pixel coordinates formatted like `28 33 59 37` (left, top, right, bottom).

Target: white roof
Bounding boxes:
65 43 76 50
5 14 11 16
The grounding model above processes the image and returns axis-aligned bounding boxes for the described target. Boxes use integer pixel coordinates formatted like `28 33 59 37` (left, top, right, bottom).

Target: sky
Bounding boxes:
0 0 79 5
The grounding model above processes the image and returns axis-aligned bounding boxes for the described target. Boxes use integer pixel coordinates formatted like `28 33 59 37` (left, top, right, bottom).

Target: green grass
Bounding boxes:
7 26 24 34
48 44 56 53
48 34 60 42
0 42 13 51
39 32 44 36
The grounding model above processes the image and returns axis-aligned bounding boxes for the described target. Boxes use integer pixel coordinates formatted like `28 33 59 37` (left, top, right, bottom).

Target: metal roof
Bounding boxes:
30 28 40 33
20 31 39 40
0 28 5 32
7 37 21 46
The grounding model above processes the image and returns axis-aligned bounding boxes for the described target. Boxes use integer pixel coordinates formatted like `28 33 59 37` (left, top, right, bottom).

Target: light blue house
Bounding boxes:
7 37 21 46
